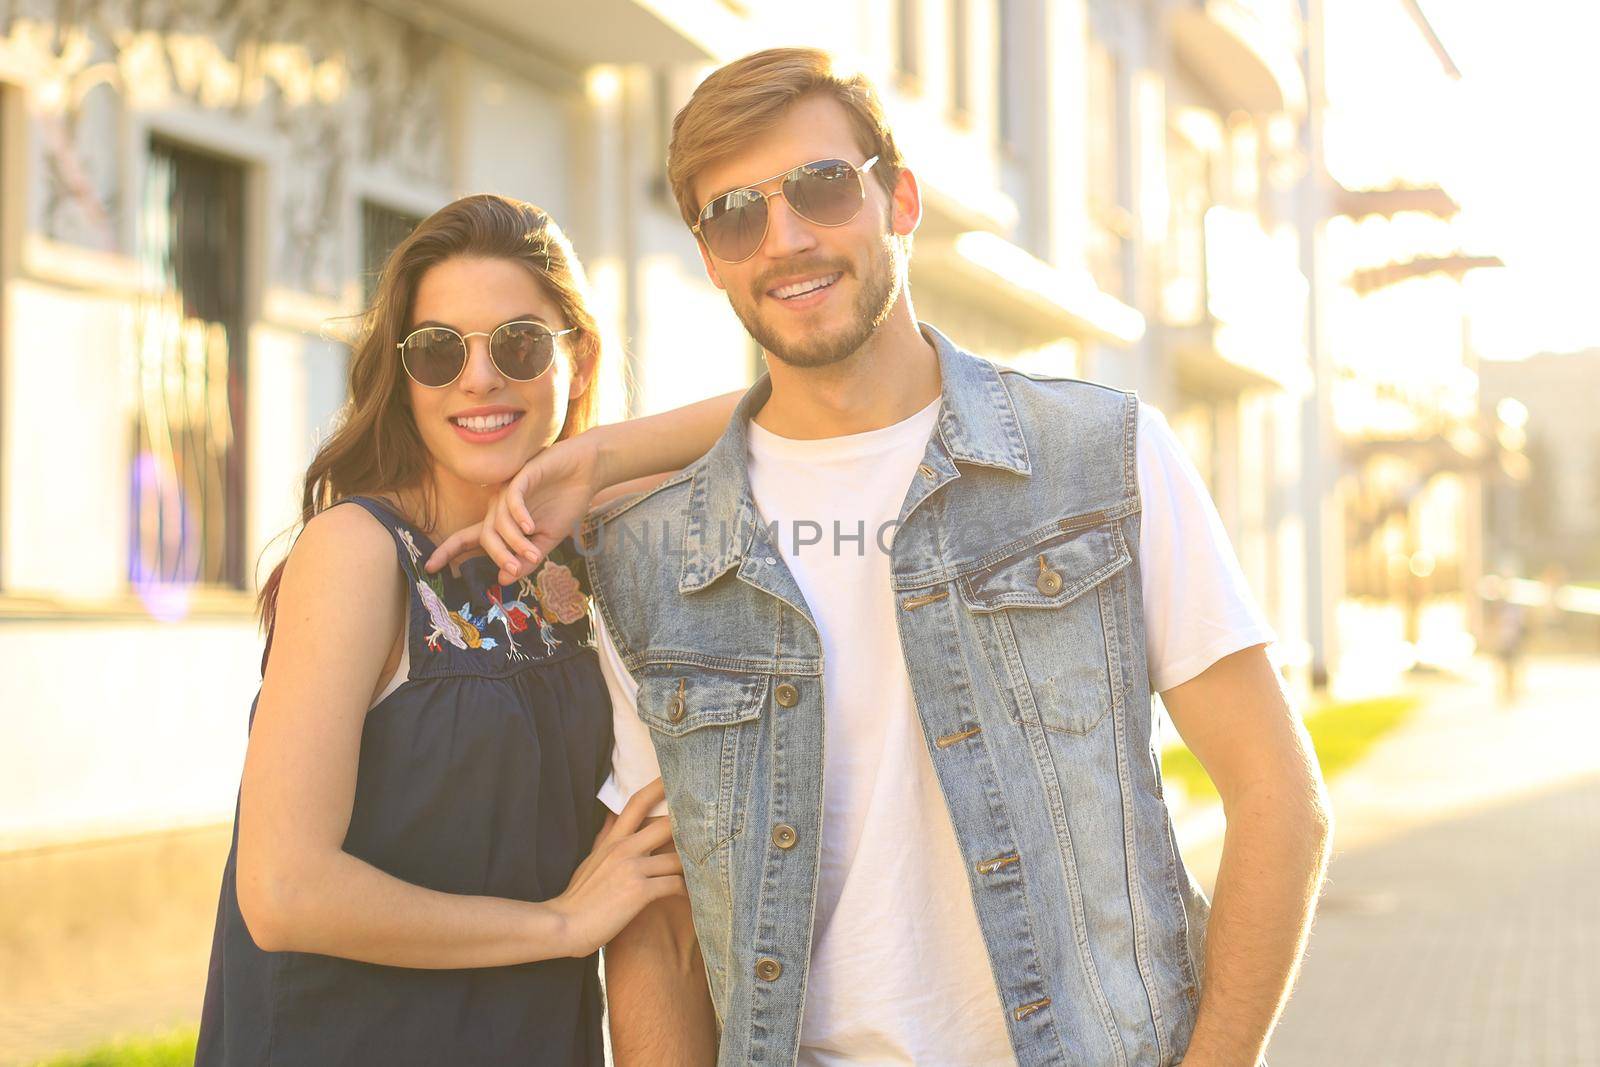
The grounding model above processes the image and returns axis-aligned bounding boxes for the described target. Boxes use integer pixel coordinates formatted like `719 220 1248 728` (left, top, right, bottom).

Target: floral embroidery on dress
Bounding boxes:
396 519 591 659
533 559 588 624
396 527 423 568
416 578 473 651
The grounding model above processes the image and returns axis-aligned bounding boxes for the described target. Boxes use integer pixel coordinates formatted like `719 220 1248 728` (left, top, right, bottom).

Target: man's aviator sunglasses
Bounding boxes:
397 320 576 388
693 156 882 263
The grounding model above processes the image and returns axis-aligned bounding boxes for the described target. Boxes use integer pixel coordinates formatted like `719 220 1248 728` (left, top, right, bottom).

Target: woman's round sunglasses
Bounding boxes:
693 155 881 264
397 320 575 388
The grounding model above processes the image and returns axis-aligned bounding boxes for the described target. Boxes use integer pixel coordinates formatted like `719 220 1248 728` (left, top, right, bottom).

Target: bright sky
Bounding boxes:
1423 2 1600 360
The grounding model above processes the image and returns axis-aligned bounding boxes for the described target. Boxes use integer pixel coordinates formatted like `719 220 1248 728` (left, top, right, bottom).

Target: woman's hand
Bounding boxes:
425 433 604 583
548 779 686 958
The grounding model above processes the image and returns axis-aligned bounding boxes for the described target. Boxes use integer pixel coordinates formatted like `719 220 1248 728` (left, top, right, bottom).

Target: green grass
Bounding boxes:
32 1027 197 1067
1161 693 1422 807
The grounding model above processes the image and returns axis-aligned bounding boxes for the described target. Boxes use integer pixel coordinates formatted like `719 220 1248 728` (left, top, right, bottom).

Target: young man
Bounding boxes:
589 49 1331 1066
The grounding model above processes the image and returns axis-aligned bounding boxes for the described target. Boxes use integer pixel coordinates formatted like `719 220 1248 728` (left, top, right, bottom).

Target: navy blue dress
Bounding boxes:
196 495 611 1066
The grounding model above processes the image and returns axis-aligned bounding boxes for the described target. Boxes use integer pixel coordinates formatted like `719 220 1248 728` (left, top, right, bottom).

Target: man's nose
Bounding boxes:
759 191 820 259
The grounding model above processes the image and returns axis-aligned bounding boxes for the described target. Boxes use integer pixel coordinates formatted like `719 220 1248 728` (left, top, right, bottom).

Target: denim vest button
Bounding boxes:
1035 558 1064 596
772 823 797 849
775 682 799 707
756 957 782 981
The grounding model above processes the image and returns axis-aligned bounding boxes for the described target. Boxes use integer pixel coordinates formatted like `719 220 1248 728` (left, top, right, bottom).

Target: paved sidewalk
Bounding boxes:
1179 656 1600 1066
4 657 1595 1065
1271 771 1599 1066
0 826 229 1066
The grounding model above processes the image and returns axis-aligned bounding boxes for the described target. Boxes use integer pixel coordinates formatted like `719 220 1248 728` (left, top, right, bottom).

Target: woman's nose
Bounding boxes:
457 334 504 394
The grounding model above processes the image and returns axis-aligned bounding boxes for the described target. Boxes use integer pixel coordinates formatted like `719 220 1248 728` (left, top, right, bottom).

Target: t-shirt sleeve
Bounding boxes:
1137 402 1278 693
594 610 669 817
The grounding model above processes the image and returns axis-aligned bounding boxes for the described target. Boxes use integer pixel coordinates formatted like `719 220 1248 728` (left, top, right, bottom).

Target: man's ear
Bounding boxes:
889 166 922 238
695 236 727 291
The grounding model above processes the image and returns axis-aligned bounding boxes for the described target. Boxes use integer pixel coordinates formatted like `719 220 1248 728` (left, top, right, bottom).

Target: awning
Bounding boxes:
1350 254 1505 295
914 232 1145 346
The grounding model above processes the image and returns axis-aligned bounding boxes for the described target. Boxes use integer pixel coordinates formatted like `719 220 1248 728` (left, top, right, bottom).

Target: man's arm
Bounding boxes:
604 836 718 1066
1161 643 1334 1066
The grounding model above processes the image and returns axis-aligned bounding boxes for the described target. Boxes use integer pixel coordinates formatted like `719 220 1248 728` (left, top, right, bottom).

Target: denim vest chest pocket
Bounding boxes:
957 517 1132 735
636 664 769 864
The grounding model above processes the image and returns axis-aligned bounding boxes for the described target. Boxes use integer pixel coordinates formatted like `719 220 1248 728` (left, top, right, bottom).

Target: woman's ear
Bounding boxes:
569 338 598 399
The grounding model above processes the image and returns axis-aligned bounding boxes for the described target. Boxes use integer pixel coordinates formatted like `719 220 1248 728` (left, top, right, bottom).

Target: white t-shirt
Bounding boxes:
596 397 1275 1066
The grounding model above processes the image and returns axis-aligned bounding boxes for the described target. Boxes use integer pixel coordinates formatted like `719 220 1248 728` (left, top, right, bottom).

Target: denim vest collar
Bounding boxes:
678 323 1032 597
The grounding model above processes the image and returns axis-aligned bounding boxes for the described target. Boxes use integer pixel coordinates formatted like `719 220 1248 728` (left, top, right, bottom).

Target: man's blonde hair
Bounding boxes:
667 47 905 230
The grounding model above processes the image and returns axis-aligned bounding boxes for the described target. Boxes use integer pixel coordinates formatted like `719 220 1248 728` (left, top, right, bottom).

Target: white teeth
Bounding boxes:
452 412 519 433
772 272 842 300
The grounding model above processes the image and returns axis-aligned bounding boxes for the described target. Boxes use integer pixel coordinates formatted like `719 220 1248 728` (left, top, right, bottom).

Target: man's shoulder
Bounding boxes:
580 460 704 607
586 461 700 530
993 362 1136 405
982 363 1138 448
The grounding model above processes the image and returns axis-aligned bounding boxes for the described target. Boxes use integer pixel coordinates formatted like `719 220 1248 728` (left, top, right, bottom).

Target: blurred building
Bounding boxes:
1479 350 1600 583
0 0 754 849
1312 0 1504 688
0 0 1503 847
1149 0 1317 685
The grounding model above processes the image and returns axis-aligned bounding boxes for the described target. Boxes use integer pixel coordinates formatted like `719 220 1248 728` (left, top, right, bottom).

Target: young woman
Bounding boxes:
196 194 731 1065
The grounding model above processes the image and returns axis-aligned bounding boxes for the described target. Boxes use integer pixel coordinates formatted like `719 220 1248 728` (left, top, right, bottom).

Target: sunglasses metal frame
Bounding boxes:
692 155 882 264
396 320 576 388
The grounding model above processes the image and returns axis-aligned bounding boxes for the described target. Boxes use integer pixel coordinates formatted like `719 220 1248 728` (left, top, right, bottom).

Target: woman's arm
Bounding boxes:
425 390 744 581
236 504 682 968
589 389 743 491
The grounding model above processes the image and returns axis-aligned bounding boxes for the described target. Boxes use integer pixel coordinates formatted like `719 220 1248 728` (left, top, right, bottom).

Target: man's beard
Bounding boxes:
732 233 902 370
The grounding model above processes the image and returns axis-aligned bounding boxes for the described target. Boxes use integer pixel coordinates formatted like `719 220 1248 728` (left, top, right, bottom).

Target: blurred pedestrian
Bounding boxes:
1489 592 1528 706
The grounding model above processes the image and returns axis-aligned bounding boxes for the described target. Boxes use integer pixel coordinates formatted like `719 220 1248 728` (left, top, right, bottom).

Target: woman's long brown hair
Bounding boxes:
256 194 606 645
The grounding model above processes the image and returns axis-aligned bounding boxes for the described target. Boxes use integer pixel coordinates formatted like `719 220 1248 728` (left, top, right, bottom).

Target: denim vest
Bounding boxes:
583 325 1209 1066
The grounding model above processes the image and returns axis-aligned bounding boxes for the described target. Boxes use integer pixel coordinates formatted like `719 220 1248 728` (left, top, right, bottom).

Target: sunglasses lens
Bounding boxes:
491 321 557 381
784 159 865 226
401 328 466 387
700 188 769 262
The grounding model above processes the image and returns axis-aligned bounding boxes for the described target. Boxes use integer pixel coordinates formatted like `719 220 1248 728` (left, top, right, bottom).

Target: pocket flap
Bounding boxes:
635 666 769 738
959 521 1131 613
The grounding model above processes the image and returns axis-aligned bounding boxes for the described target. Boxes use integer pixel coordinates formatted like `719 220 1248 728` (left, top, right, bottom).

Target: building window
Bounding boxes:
1163 127 1211 325
950 0 971 119
131 139 247 590
1227 113 1261 208
361 200 423 306
0 92 6 591
1086 38 1132 298
897 0 922 85
997 0 1025 149
997 0 1045 254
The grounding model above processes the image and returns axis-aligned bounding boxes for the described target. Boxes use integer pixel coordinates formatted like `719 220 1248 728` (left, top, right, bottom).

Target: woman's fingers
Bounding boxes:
647 875 688 901
424 522 482 573
638 850 684 877
508 470 538 538
495 503 541 567
612 779 667 837
481 521 519 580
623 817 676 855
